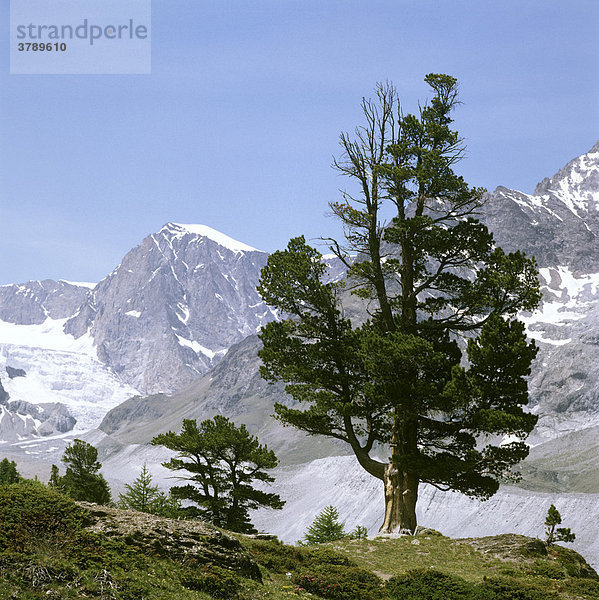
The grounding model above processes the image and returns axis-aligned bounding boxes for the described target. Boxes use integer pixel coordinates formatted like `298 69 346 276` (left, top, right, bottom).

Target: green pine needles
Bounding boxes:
0 458 21 485
545 504 576 544
258 75 541 534
300 505 369 545
151 415 284 533
49 439 111 504
301 506 347 545
118 463 180 517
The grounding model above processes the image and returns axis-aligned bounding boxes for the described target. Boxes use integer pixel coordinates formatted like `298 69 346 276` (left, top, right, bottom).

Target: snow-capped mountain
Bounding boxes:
482 141 599 439
0 279 137 439
3 143 599 567
0 279 92 325
484 141 599 271
64 222 275 394
0 223 276 439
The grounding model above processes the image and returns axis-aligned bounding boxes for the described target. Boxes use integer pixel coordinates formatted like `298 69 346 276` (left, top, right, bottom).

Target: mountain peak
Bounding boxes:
160 222 262 254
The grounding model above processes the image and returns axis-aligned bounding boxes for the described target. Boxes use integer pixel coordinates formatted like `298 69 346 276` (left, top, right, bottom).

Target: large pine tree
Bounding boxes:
258 75 540 533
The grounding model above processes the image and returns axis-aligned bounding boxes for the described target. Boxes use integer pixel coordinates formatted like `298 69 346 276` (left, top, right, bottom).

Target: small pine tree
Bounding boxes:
545 504 576 544
150 490 182 518
119 464 161 512
48 464 66 493
349 525 369 540
0 458 21 484
60 439 111 504
301 505 347 545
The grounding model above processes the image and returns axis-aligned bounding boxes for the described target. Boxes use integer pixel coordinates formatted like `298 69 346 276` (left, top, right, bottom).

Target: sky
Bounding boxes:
1 0 598 285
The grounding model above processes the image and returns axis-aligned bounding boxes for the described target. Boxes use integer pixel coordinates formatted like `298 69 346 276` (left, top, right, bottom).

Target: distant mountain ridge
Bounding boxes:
484 141 599 271
3 142 599 567
481 141 599 440
64 222 276 393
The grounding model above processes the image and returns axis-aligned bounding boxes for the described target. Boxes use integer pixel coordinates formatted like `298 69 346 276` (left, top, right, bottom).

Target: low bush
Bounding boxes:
565 578 599 599
0 483 90 553
526 559 567 580
548 544 599 580
475 576 553 600
293 564 383 600
304 547 354 567
243 537 307 573
385 569 556 600
385 568 474 600
244 538 353 575
181 563 240 599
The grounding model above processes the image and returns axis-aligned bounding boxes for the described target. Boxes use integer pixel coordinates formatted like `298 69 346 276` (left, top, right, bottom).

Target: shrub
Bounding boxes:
244 537 307 573
548 544 599 580
293 564 383 600
474 576 553 600
385 570 556 600
0 483 90 553
181 564 240 599
566 578 599 599
385 568 474 600
304 547 354 567
244 538 354 576
527 559 567 580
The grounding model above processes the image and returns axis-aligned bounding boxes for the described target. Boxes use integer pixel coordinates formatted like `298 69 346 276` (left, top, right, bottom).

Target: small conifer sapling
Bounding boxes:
545 504 575 544
301 505 347 545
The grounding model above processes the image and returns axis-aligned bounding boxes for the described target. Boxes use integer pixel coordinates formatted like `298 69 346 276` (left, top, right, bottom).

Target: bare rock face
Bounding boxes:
478 142 599 439
0 379 8 404
484 141 599 272
5 366 26 379
97 334 346 466
0 280 91 325
0 380 77 440
65 223 275 394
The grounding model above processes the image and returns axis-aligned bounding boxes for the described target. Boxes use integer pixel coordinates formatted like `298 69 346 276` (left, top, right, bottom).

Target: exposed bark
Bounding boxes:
380 463 419 534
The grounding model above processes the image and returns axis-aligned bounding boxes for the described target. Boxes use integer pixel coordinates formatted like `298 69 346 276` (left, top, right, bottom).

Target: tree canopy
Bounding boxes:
151 416 284 533
57 439 111 504
301 505 347 545
258 75 540 533
0 458 21 485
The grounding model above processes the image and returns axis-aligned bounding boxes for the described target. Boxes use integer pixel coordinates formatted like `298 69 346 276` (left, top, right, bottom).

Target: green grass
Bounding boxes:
242 535 599 600
1 482 598 599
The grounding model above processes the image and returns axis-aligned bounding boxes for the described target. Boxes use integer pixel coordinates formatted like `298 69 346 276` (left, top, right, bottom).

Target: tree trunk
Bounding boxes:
379 463 419 534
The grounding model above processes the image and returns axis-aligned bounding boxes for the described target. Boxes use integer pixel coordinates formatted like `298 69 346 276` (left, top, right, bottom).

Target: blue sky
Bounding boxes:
1 0 598 285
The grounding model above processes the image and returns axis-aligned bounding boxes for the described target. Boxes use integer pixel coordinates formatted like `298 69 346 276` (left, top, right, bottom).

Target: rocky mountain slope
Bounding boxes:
0 223 279 440
2 142 599 568
64 223 276 393
96 334 346 466
483 141 599 440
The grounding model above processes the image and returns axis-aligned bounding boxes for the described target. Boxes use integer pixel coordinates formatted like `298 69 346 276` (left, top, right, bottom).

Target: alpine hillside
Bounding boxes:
2 143 599 566
63 222 276 393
